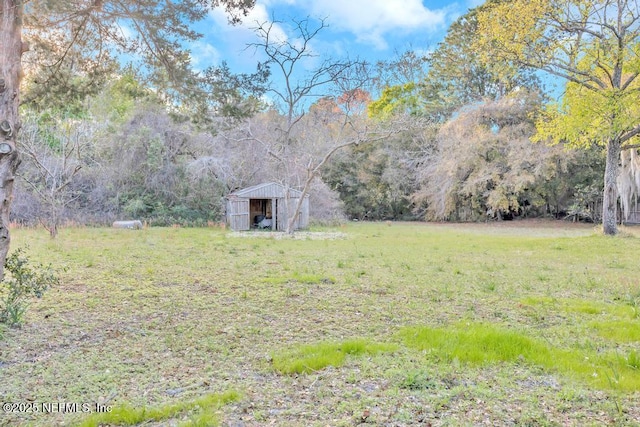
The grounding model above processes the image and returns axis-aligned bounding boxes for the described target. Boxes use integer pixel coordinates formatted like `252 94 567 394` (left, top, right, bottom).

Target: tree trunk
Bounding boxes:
283 185 294 235
602 139 621 235
0 0 24 280
286 177 312 235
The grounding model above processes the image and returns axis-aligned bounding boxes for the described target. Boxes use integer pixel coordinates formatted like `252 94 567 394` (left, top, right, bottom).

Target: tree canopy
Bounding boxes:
474 0 640 234
0 0 257 278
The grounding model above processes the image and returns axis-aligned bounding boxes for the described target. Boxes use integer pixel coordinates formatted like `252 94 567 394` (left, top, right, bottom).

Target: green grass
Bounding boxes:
272 339 398 374
290 272 335 284
401 323 552 365
589 320 640 342
520 296 637 318
77 390 240 427
259 272 335 285
400 322 640 391
3 221 640 426
397 368 436 390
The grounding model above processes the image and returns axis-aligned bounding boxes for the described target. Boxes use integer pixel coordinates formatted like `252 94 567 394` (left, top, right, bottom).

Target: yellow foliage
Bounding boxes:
475 0 549 64
475 0 640 149
367 83 417 119
534 65 640 148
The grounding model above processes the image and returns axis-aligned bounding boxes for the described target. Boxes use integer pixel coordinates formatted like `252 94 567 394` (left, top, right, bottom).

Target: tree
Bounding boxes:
346 52 442 221
427 8 541 108
102 102 230 226
367 50 433 119
18 113 93 237
474 0 640 235
21 21 119 116
368 10 544 122
241 17 384 234
324 137 419 220
413 91 574 221
0 0 255 279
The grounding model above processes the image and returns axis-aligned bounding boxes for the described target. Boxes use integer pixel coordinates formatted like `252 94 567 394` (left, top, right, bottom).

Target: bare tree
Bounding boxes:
17 115 97 237
240 17 390 233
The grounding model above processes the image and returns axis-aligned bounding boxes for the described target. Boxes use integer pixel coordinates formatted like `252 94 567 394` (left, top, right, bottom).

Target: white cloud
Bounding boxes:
211 0 448 51
210 2 288 44
300 0 448 49
207 2 291 68
189 41 221 71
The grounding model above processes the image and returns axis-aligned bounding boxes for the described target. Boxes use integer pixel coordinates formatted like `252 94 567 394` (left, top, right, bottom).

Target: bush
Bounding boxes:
0 248 58 327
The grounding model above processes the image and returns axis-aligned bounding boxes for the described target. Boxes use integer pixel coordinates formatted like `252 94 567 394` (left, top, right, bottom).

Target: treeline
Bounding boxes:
326 93 604 222
16 75 248 232
13 11 608 233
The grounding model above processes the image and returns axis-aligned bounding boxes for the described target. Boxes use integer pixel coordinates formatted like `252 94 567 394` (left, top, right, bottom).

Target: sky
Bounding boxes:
189 0 486 79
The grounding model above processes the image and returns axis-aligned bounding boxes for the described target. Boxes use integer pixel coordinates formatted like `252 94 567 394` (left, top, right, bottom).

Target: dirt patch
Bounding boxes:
228 231 348 240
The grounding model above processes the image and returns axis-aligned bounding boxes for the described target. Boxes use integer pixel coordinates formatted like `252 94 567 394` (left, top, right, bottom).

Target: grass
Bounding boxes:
397 368 436 390
78 390 240 427
399 322 640 392
589 320 640 342
271 339 398 374
401 323 554 365
521 296 636 318
2 220 640 426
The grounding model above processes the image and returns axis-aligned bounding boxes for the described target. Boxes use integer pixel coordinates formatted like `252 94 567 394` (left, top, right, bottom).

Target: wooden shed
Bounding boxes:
225 182 309 231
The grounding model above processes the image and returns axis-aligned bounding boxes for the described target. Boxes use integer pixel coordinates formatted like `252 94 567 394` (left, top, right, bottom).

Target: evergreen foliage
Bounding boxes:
0 248 58 326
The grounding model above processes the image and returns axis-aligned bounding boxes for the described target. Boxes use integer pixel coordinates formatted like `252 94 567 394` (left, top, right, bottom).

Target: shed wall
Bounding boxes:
226 182 309 231
226 198 250 231
300 197 309 228
274 196 309 231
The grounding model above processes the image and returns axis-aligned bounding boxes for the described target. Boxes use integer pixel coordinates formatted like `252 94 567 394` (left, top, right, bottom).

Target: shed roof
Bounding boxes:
228 182 306 199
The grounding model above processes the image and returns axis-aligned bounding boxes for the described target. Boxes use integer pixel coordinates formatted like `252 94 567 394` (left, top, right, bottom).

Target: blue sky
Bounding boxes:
190 0 486 76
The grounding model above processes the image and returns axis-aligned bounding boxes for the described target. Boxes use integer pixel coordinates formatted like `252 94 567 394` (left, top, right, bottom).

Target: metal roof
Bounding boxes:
228 182 305 199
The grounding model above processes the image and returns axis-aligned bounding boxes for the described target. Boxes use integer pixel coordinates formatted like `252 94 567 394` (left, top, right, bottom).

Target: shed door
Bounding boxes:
229 199 250 231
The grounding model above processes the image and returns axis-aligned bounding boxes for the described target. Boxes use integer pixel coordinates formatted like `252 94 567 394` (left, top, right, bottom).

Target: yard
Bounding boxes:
1 221 639 426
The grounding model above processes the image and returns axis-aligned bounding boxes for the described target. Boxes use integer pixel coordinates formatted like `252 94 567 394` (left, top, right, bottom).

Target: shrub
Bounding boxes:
0 248 58 327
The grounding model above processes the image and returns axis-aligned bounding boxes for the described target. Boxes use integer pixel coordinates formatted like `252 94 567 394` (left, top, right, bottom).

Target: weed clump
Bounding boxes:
398 369 436 390
272 339 398 374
